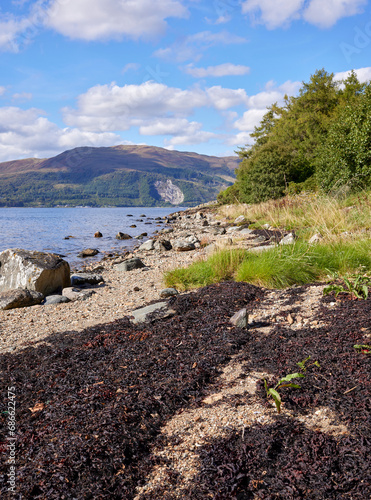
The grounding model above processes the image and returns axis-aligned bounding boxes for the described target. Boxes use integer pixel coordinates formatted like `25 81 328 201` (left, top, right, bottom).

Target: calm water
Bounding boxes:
0 207 183 267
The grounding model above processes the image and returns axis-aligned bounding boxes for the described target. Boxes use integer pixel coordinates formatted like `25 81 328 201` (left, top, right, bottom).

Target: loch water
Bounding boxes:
0 207 183 267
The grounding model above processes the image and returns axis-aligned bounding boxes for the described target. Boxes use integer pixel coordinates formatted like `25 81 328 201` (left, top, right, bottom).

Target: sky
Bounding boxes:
0 0 371 162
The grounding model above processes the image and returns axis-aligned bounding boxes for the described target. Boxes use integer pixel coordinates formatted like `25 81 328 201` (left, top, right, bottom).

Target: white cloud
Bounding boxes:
63 81 249 132
241 0 366 29
0 107 121 161
12 92 32 101
0 87 6 96
304 0 367 29
140 118 215 146
206 86 249 109
335 66 371 83
184 63 250 78
155 30 247 62
231 79 301 146
122 63 141 74
242 0 304 29
0 16 30 52
45 0 188 41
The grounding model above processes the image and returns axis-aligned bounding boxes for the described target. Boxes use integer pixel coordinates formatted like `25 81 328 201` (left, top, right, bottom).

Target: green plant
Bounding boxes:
323 271 371 299
263 356 320 413
353 344 371 354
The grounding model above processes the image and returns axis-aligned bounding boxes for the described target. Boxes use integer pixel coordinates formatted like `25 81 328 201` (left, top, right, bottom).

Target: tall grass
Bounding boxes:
164 239 371 290
219 191 371 239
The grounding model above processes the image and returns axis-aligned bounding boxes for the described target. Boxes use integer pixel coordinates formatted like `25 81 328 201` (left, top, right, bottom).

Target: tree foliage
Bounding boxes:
219 69 371 204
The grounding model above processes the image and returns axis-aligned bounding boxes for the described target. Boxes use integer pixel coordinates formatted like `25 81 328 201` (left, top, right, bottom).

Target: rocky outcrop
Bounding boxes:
154 179 185 205
0 289 44 310
0 249 71 296
116 232 132 240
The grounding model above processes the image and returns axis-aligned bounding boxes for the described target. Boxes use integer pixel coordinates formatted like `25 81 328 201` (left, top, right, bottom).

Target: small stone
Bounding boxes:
130 225 137 228
0 289 44 310
234 215 246 224
230 308 249 328
309 233 323 244
115 257 146 272
116 232 132 240
70 273 104 286
279 233 297 245
133 286 141 292
287 313 294 324
43 295 70 305
62 287 95 301
78 248 99 258
94 231 103 238
160 288 179 298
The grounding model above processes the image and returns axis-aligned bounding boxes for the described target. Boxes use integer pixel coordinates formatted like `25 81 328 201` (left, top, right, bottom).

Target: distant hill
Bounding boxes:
0 145 239 207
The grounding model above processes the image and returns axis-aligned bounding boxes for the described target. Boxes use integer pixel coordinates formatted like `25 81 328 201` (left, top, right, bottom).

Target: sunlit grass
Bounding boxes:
164 240 371 290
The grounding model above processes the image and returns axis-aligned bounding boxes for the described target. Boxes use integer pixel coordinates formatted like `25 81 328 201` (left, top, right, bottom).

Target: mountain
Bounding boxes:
0 145 239 207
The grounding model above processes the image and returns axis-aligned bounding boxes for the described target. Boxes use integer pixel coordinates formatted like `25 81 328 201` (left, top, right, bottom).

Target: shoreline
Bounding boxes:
0 204 228 354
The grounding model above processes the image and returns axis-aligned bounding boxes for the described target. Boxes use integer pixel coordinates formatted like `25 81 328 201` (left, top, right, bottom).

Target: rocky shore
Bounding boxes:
1 204 370 499
0 204 294 354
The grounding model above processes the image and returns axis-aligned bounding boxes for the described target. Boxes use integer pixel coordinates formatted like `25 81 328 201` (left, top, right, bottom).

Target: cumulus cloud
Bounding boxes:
335 66 371 83
241 0 366 29
12 92 32 101
242 0 304 29
0 15 31 52
154 30 247 63
45 0 188 41
184 63 250 78
63 81 249 132
231 79 301 146
303 0 367 28
0 107 121 161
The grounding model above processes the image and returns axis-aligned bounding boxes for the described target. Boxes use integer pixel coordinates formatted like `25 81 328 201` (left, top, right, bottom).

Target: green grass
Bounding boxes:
164 240 371 290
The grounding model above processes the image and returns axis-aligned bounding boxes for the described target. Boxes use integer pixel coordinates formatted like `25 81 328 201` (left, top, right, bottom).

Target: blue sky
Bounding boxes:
0 0 371 162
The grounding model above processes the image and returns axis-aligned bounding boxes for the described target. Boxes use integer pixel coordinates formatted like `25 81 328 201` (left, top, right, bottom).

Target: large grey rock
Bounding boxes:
130 302 176 324
115 257 146 272
138 240 155 251
62 287 95 301
0 249 71 296
42 295 70 305
0 289 44 310
70 273 104 286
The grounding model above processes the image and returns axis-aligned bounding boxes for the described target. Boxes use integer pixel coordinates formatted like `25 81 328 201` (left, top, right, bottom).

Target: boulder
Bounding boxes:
0 249 71 296
94 232 103 238
116 232 132 240
130 302 176 324
0 289 44 310
78 248 99 258
70 273 104 286
62 287 95 302
115 258 146 272
42 295 70 306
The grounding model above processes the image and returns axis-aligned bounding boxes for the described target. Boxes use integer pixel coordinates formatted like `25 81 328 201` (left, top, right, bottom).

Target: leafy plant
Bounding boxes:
263 356 320 413
353 344 371 354
324 271 371 299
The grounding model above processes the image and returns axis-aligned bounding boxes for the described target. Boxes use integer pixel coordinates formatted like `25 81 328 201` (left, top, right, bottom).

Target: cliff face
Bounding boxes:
0 145 239 207
154 180 185 205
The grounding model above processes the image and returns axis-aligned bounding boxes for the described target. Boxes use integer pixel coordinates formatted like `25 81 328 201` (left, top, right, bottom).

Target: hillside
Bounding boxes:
0 145 239 207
